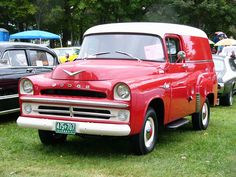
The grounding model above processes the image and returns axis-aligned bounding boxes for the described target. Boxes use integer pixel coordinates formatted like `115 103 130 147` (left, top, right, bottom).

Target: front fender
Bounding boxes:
128 80 168 135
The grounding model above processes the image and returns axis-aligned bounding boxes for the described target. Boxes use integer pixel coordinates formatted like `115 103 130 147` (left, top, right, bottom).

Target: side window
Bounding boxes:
29 50 55 66
3 50 28 66
166 38 181 63
46 53 55 66
1 52 10 66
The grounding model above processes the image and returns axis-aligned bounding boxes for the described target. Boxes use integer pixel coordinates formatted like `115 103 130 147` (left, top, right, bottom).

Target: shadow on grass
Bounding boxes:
158 124 193 143
32 123 198 157
35 135 135 157
0 112 19 124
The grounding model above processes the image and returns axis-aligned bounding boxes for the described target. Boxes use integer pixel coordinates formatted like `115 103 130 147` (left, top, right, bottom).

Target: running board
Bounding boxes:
166 118 190 129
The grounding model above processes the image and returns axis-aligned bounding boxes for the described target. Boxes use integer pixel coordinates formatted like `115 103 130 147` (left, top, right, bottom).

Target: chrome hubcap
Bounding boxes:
144 117 155 148
229 91 233 105
202 102 208 126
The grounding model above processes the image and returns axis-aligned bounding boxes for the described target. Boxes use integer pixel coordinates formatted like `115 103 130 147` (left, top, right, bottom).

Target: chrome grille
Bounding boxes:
0 89 18 96
35 105 113 119
196 93 201 112
41 89 106 98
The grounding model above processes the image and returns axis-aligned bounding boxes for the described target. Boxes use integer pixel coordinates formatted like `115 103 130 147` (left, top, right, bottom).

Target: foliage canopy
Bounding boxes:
0 0 235 46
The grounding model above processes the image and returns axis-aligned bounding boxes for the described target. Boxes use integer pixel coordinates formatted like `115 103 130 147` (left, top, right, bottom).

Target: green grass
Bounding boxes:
0 98 236 177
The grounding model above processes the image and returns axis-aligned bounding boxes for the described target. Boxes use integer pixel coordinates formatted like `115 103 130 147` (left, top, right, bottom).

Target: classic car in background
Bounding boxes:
0 42 58 116
53 47 80 63
213 54 236 106
219 46 236 57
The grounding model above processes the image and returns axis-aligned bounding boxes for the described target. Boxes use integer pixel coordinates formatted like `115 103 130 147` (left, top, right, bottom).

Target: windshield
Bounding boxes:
213 59 225 72
54 49 75 56
78 34 165 61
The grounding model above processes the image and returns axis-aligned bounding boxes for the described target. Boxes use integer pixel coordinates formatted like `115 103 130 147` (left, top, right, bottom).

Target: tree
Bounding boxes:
1 0 235 45
145 0 236 37
0 0 36 33
69 0 155 44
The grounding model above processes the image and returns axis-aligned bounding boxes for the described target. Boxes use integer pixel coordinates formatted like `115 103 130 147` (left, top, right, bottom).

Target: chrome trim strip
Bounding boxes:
21 97 129 108
0 94 19 100
0 108 20 115
72 111 116 118
17 116 131 136
185 59 213 63
0 66 54 69
33 109 70 114
33 109 115 118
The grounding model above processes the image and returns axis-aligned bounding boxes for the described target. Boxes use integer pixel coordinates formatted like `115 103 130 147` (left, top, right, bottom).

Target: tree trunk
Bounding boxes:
62 0 71 47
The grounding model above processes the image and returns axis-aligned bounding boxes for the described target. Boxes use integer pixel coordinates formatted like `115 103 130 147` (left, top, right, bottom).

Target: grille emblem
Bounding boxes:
63 69 85 76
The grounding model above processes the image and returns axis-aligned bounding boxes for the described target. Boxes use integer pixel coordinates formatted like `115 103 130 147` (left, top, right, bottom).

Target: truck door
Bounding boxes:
164 36 191 121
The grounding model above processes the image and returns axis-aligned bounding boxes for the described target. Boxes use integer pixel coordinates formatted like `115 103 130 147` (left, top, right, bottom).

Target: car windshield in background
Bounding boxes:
54 48 80 56
54 49 74 56
213 58 225 72
78 34 165 61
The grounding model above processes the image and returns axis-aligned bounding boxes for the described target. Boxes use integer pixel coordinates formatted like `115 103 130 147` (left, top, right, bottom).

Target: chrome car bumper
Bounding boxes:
17 116 131 136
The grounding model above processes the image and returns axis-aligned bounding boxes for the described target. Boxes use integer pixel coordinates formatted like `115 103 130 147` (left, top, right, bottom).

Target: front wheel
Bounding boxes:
38 130 67 145
132 108 158 155
192 99 210 130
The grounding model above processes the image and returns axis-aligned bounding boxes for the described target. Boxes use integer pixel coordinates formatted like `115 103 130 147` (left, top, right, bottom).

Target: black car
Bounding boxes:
0 42 58 115
213 54 236 106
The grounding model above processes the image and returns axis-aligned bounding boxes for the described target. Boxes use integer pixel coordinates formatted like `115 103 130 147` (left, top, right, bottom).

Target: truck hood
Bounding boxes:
51 60 161 81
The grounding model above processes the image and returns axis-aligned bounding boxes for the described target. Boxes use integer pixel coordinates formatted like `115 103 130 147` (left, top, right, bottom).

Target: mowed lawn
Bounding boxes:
0 98 235 177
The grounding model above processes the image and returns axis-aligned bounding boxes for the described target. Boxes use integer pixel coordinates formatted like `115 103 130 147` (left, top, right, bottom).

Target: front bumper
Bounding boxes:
17 116 131 136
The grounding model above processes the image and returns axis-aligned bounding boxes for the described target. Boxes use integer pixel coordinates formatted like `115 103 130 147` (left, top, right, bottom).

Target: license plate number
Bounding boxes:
55 122 76 135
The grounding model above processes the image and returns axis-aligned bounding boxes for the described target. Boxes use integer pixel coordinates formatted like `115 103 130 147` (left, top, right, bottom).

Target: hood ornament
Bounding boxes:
62 69 85 76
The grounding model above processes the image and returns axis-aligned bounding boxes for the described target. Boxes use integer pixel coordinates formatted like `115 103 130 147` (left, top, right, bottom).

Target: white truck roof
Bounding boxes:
84 22 208 38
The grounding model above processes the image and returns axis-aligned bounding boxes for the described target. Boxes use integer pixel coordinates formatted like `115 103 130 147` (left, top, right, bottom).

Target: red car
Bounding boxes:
17 23 218 155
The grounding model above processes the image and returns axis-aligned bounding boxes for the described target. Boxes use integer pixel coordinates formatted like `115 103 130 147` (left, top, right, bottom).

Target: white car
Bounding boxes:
219 46 236 57
213 54 236 106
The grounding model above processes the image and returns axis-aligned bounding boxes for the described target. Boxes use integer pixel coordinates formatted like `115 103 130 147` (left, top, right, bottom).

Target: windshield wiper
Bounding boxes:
115 50 141 61
75 52 111 61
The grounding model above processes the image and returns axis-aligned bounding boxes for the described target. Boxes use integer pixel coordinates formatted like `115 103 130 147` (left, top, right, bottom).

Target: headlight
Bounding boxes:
20 79 34 94
114 83 130 101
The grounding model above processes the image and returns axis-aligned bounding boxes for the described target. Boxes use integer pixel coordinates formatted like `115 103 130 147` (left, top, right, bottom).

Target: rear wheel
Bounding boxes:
221 89 233 106
133 108 158 155
192 99 210 130
38 130 67 145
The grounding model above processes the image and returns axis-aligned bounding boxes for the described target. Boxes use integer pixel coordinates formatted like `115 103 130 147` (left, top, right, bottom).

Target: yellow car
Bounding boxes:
53 47 80 63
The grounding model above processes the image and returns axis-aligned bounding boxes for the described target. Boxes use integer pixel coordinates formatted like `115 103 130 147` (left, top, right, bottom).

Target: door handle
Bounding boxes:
26 68 34 73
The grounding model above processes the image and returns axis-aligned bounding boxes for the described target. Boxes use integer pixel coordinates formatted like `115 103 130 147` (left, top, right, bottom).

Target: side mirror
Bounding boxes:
177 51 186 63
